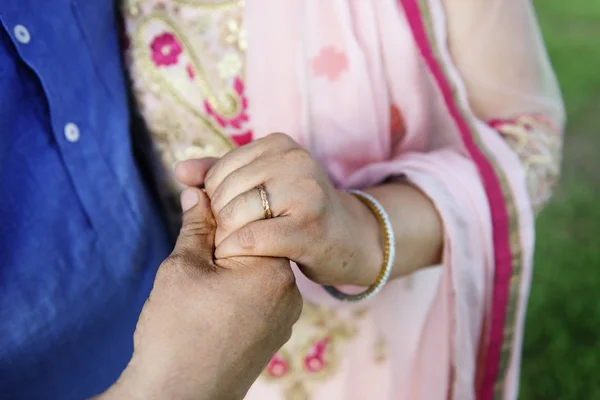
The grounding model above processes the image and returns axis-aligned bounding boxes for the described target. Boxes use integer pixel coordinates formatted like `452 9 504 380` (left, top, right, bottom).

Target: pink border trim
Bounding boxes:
398 0 514 398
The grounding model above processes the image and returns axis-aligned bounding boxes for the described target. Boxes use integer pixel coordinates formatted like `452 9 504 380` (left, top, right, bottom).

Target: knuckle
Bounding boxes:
204 178 215 196
216 204 235 230
274 263 297 287
261 260 294 289
292 296 303 323
283 146 310 163
277 289 302 346
275 268 302 302
291 239 311 265
204 169 220 196
180 217 216 238
209 185 223 210
268 132 293 145
281 328 294 346
237 226 257 249
297 177 328 218
288 284 303 322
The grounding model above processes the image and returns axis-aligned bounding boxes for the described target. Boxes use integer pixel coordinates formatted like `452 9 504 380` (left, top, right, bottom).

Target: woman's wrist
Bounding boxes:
335 190 386 287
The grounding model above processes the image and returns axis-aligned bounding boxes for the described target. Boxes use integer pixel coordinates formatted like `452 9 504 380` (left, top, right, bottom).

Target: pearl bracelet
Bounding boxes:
323 190 395 302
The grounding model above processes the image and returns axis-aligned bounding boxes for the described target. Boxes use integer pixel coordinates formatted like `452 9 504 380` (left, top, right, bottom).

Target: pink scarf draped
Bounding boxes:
245 0 536 399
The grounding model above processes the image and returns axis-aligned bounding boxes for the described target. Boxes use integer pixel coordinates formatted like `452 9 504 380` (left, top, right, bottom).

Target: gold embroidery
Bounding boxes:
352 308 369 319
127 2 141 17
124 0 250 204
218 53 243 79
284 382 311 400
130 16 233 152
492 115 562 213
223 15 246 50
135 15 239 116
374 335 387 364
171 0 241 10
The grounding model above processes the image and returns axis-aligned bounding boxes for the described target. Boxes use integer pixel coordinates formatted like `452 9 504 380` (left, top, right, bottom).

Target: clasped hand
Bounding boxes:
176 133 384 287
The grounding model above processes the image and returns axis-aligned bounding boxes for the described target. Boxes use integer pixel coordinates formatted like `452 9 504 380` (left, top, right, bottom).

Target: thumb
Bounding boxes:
173 187 216 259
175 158 219 187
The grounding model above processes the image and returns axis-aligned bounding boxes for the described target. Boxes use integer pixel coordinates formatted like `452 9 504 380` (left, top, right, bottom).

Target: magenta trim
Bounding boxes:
398 0 514 398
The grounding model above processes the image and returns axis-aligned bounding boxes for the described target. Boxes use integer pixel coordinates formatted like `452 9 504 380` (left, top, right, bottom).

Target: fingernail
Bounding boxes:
181 188 199 212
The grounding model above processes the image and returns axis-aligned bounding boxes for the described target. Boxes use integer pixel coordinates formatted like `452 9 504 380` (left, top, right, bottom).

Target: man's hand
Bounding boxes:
98 188 302 400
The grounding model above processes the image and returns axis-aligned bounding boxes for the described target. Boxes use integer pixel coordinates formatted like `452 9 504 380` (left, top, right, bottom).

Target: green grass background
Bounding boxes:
520 1 600 398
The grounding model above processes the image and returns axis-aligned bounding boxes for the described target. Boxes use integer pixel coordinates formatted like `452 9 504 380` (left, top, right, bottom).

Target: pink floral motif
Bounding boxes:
231 130 253 146
266 354 290 378
312 46 348 81
204 77 252 145
303 337 330 373
150 32 182 67
186 63 196 80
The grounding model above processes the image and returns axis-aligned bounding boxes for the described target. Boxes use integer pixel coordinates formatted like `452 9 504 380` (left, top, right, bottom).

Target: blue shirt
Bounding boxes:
0 1 172 398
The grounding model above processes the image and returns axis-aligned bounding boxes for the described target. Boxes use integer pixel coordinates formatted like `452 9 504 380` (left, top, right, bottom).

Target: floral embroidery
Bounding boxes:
217 53 243 79
352 308 369 319
489 114 562 213
150 32 183 66
261 301 361 399
303 337 331 373
128 11 254 156
267 351 292 378
222 15 246 50
186 63 195 79
231 130 253 146
124 0 251 220
204 76 249 130
374 336 387 364
284 382 310 400
312 46 348 81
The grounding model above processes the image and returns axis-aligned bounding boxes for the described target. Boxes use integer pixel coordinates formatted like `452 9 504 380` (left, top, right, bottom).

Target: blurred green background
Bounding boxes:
520 0 600 398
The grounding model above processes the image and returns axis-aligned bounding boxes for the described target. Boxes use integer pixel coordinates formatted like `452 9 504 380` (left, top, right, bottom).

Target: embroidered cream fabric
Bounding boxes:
124 0 250 198
490 115 562 213
261 302 359 399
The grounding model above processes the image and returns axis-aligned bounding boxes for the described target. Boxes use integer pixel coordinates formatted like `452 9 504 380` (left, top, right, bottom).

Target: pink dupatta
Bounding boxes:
244 0 563 399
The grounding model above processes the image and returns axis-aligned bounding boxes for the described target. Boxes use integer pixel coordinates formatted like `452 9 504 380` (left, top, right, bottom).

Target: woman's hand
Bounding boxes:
175 133 384 286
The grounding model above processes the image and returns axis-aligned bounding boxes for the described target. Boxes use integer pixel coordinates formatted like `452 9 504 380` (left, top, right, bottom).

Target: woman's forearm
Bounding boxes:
339 182 444 287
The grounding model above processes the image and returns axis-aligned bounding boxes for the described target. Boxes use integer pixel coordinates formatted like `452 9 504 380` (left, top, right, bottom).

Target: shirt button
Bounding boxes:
13 24 31 44
64 123 81 143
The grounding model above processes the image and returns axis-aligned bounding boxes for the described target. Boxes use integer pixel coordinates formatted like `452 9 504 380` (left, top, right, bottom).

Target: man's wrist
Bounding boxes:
95 357 198 400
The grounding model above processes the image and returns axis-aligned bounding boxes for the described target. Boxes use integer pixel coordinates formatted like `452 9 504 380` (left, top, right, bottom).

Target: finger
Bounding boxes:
214 217 306 263
214 180 297 246
204 133 297 197
173 187 216 260
174 158 219 187
214 187 269 247
210 158 275 215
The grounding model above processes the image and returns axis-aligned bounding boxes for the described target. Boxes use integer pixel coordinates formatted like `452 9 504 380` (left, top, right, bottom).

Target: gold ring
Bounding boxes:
256 184 273 219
